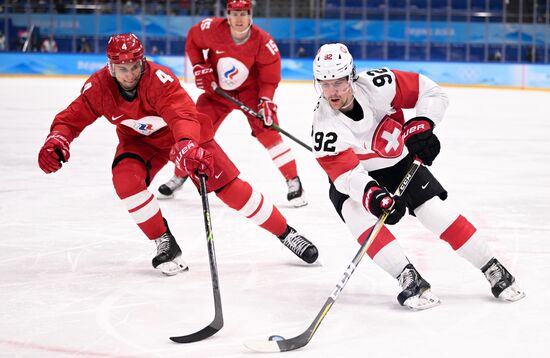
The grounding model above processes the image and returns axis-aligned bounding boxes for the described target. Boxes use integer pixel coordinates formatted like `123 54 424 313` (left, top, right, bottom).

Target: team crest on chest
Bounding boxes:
371 116 404 158
216 57 249 90
121 116 167 136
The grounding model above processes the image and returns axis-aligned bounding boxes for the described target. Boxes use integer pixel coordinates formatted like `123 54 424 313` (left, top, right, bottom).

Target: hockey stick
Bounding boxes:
212 84 313 152
170 174 224 343
243 159 422 353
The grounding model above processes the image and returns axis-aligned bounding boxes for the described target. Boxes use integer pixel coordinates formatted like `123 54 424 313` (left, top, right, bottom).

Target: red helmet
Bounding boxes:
106 33 144 64
227 0 251 11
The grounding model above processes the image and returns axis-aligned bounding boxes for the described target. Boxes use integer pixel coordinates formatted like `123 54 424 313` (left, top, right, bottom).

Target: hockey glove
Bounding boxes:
38 131 70 174
170 139 214 179
193 63 215 94
363 181 406 225
258 97 278 127
402 117 440 166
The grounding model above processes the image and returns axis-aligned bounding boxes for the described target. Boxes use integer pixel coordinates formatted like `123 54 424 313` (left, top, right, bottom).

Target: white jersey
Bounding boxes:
312 67 449 202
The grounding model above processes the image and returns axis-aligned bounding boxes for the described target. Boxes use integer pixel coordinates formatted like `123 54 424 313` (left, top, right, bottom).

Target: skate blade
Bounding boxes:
156 193 175 200
289 196 308 208
404 289 441 311
499 283 526 302
156 256 189 276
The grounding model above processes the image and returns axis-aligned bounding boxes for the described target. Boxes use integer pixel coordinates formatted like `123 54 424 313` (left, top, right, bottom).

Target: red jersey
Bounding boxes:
186 17 281 99
50 61 212 145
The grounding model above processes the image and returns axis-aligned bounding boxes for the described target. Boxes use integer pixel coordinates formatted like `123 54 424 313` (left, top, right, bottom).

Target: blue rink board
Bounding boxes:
0 53 549 89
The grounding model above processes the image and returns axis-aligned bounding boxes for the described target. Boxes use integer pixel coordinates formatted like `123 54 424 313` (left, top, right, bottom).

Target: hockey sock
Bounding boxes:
415 198 493 269
256 131 298 180
441 216 493 269
358 225 410 278
216 177 288 237
113 159 165 239
338 197 409 277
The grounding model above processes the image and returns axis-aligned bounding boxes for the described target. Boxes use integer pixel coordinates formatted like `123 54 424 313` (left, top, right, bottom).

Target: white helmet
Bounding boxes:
313 43 355 81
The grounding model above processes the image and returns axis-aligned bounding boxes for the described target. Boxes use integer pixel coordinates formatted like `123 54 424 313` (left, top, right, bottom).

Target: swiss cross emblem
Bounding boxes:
371 116 404 158
380 197 393 209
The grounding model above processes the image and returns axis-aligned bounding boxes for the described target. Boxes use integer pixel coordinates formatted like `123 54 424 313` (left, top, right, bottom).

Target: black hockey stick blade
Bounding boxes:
170 319 223 343
243 298 336 352
243 332 310 353
244 159 422 353
170 174 224 343
170 282 224 343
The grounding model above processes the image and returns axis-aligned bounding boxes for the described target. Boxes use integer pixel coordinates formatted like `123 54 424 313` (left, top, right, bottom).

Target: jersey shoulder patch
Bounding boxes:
199 17 215 31
357 68 397 111
360 67 395 90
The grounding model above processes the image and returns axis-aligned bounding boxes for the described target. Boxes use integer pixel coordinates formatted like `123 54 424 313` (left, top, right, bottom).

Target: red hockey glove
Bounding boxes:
170 139 214 179
38 131 70 174
363 181 406 225
258 97 278 127
402 117 440 166
193 63 215 94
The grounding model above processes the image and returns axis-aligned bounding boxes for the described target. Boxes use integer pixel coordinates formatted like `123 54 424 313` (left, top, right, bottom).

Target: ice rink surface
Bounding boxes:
1 76 549 358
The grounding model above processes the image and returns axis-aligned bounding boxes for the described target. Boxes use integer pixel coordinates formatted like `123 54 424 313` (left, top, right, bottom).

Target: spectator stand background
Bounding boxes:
0 0 549 89
1 0 549 62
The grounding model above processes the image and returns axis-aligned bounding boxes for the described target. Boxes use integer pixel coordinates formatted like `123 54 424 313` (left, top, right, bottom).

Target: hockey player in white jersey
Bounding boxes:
311 43 525 309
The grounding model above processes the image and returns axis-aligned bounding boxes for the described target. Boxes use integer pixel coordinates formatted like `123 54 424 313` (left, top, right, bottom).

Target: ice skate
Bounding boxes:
482 258 525 302
278 226 318 264
157 175 187 199
152 222 189 276
397 264 440 310
286 176 308 208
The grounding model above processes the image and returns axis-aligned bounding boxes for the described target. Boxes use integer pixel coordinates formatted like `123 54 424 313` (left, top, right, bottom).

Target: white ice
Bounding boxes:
1 77 549 358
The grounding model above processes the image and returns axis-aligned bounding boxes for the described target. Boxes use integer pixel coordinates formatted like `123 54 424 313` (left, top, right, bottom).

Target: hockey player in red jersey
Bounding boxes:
157 0 307 207
311 43 525 308
37 33 318 276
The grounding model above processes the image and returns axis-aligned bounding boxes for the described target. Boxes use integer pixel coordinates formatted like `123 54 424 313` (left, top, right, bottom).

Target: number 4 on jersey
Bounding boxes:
155 69 174 84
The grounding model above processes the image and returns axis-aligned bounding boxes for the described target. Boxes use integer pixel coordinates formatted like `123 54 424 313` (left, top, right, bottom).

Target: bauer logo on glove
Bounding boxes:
170 139 214 178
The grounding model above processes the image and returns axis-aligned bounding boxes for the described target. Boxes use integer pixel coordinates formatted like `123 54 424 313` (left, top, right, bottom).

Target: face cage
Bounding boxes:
108 58 145 77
